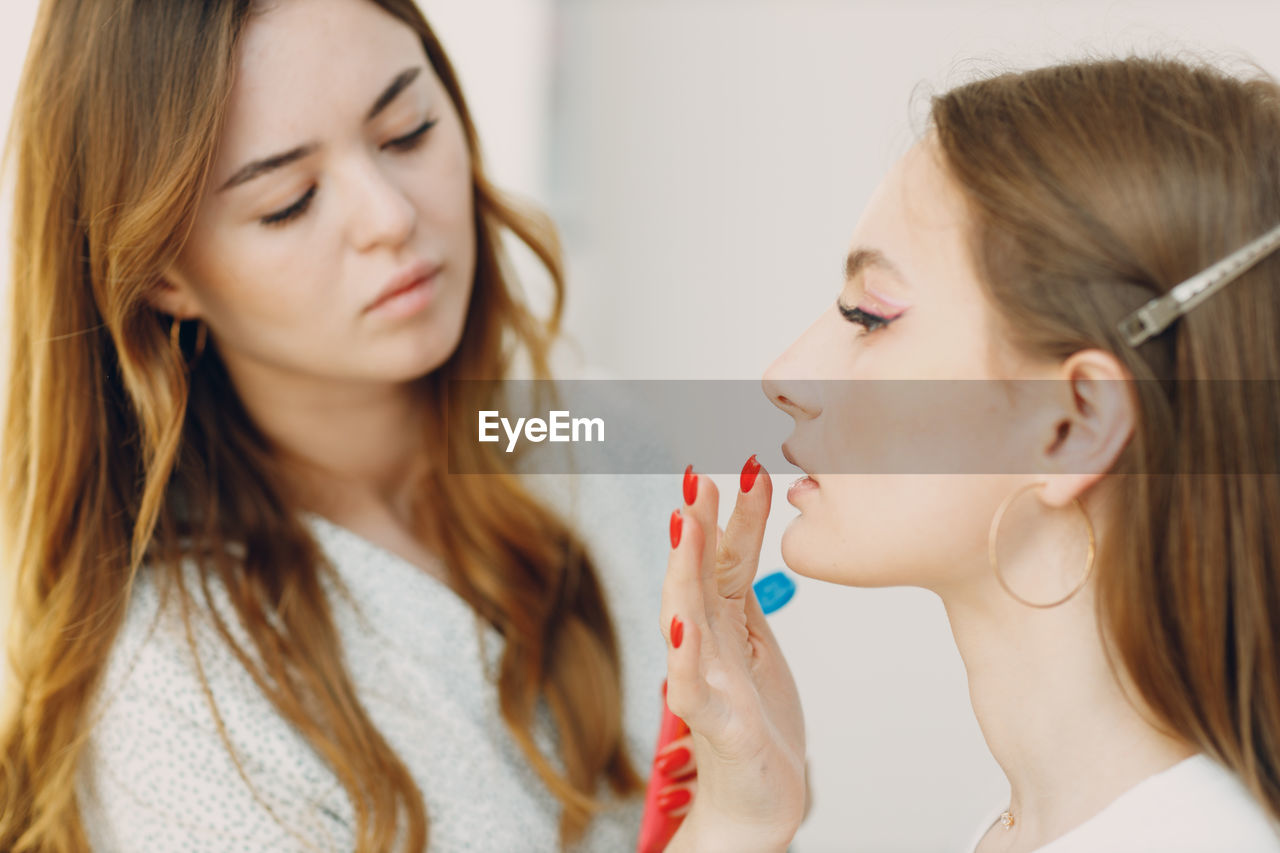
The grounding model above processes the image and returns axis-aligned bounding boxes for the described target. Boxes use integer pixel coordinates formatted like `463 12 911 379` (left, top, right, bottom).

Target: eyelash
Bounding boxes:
837 300 894 334
258 118 440 228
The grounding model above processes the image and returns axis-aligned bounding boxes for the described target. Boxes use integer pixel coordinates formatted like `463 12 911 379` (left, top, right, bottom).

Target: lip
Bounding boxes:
786 475 819 506
363 259 442 314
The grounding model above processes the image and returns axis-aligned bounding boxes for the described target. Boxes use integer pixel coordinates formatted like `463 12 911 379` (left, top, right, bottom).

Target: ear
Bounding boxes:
1036 349 1136 508
147 264 204 320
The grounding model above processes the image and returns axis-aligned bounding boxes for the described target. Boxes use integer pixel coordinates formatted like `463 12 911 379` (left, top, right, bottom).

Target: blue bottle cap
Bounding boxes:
753 570 796 616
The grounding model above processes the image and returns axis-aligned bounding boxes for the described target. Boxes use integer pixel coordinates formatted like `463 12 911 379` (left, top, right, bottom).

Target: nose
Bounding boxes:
762 313 829 421
346 155 416 252
762 370 821 421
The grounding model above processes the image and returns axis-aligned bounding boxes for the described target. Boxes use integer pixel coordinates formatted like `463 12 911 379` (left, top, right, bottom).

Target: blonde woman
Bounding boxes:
661 57 1280 852
0 0 682 850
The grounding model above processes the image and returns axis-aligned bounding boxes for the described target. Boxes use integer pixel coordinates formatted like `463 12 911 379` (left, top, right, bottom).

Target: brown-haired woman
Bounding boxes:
659 57 1280 852
0 1 675 850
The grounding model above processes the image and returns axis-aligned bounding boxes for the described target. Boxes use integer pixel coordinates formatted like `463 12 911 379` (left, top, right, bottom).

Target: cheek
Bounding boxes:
415 126 475 239
173 226 339 372
189 237 322 330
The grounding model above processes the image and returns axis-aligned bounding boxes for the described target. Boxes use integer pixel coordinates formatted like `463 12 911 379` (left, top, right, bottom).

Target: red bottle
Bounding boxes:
636 680 692 852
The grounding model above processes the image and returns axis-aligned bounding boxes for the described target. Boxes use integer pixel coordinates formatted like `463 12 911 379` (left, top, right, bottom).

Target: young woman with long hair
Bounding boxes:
659 56 1280 852
0 1 680 850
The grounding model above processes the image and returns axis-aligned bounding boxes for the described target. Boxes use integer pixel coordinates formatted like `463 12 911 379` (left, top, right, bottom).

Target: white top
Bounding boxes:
75 472 674 852
962 754 1280 853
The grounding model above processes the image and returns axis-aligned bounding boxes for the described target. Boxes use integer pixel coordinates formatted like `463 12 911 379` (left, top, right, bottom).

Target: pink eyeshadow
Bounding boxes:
864 287 910 318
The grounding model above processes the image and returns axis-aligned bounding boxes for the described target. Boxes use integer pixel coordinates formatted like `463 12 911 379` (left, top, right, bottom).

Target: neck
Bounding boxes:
941 580 1196 850
221 352 429 523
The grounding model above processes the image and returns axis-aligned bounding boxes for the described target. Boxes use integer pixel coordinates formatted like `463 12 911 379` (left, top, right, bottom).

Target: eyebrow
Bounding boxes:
217 66 424 193
844 247 912 287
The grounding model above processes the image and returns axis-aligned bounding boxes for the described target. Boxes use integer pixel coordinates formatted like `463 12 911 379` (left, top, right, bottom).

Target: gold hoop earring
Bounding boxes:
988 481 1096 609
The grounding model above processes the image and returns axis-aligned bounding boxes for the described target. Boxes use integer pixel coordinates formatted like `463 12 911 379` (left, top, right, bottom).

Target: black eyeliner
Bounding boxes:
837 300 891 332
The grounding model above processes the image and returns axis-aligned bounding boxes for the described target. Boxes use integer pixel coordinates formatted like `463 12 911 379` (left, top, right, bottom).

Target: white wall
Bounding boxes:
5 2 1280 852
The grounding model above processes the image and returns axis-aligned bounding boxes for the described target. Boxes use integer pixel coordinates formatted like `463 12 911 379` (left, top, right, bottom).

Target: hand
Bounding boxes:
653 732 697 818
659 462 806 852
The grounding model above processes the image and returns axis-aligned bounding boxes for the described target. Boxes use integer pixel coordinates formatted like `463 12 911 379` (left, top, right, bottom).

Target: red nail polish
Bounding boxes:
656 747 691 776
657 788 692 813
740 454 761 493
670 615 683 649
683 464 697 505
669 509 682 549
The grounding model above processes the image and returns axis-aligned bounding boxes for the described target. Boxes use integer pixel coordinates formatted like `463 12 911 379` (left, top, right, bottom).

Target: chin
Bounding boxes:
780 515 848 584
385 317 469 381
779 515 911 589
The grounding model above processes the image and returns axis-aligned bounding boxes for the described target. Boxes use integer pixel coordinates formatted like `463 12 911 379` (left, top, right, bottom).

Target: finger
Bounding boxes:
681 469 721 614
657 778 697 819
716 456 774 599
654 734 696 779
664 601 720 733
743 577 783 653
661 508 715 669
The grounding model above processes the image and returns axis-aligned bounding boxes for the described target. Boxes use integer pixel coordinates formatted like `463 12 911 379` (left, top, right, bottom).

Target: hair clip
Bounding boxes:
1118 221 1280 347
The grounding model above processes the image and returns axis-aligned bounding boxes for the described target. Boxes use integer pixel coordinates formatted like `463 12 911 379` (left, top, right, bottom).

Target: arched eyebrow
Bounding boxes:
217 66 424 193
844 247 912 287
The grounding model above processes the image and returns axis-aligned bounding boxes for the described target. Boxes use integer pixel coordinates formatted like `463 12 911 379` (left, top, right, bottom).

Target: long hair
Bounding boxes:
0 1 641 850
930 56 1280 825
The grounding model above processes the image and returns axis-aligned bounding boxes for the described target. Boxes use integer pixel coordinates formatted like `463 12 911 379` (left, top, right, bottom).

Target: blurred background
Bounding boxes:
5 1 1280 850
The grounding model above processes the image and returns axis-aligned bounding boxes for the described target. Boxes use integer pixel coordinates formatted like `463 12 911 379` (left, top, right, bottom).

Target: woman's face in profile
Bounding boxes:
158 0 476 387
764 141 1058 594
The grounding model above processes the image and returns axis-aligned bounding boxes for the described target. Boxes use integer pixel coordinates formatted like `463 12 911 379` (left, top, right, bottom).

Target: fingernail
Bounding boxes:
740 453 761 493
656 747 691 776
670 614 684 649
657 788 692 813
683 464 698 505
669 509 682 549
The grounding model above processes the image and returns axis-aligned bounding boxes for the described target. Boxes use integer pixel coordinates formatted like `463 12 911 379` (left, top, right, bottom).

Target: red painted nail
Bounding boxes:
656 747 691 776
740 454 761 493
683 464 698 505
657 788 692 813
670 615 684 649
669 509 682 549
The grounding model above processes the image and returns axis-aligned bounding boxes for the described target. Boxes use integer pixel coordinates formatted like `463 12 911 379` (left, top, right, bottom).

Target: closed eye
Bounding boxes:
260 185 316 227
383 118 438 152
837 300 893 333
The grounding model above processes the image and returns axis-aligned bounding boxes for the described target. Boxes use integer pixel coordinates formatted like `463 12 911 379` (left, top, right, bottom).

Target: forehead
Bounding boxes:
848 140 977 294
220 0 428 144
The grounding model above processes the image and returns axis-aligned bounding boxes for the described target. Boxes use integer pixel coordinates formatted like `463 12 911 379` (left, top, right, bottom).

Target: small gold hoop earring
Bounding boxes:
988 481 1096 609
169 317 208 364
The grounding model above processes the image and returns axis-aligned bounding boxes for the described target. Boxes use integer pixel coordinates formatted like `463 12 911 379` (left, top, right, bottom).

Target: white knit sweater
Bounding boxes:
76 472 673 852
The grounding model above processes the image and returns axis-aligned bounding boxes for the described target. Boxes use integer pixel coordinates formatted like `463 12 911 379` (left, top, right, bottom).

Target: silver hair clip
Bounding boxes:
1118 221 1280 346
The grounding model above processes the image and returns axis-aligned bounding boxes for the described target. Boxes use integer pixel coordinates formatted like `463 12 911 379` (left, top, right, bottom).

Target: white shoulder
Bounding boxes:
1038 754 1280 853
1137 755 1280 852
78 567 354 853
